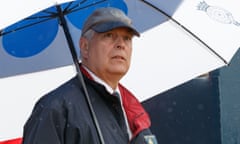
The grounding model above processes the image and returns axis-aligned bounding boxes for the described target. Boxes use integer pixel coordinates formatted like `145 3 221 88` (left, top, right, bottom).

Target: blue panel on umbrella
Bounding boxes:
2 7 58 58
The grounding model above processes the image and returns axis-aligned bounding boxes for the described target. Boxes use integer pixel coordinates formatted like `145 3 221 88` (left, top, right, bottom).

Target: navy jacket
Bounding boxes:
22 71 157 144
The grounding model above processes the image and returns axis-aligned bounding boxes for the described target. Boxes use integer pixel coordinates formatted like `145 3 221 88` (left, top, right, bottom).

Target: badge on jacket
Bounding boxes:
144 135 158 144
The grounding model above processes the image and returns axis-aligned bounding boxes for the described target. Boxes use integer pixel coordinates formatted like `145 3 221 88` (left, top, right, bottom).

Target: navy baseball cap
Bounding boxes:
81 7 140 37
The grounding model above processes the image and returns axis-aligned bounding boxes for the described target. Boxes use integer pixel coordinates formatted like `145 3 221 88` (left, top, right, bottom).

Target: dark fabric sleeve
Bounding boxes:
22 99 67 144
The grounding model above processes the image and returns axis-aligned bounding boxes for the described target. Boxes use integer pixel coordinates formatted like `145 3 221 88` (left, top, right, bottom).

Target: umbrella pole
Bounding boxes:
56 5 105 144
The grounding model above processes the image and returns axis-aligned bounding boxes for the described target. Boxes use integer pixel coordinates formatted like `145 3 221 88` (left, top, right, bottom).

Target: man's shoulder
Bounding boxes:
35 75 83 108
47 75 81 96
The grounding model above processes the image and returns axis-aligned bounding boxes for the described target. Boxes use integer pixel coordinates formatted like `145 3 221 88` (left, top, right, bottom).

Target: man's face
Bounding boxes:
81 27 134 84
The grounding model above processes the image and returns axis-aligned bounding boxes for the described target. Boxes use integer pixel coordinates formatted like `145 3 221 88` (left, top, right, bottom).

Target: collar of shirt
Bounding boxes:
82 65 120 95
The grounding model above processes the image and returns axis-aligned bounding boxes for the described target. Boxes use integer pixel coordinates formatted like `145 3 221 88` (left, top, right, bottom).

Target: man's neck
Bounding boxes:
82 65 117 94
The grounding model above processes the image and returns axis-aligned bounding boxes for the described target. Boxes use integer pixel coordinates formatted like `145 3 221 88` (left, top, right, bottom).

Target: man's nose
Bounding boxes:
115 37 125 49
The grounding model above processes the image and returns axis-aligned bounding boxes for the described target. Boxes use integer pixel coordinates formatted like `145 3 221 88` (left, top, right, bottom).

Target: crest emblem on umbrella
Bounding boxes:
197 1 240 26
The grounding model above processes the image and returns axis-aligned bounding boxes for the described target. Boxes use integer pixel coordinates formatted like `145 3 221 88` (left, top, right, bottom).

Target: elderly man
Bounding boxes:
22 7 158 144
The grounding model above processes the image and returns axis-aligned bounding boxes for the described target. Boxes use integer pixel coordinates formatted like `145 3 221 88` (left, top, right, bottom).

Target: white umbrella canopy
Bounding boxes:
0 0 240 142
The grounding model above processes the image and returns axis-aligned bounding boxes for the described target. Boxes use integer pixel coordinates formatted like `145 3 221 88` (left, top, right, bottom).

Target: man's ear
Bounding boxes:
79 37 89 59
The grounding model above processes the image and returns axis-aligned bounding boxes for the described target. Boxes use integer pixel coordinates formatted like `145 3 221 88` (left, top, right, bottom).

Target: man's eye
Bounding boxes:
124 36 132 41
103 33 113 38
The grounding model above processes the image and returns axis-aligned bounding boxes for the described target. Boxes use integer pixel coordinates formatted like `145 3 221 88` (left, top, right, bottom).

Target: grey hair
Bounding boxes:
79 29 95 61
82 29 95 40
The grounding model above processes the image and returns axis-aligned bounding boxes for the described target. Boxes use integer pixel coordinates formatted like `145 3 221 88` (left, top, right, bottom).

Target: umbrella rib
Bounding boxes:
26 14 58 20
64 0 107 14
140 0 228 65
1 12 58 36
0 17 54 36
62 1 77 12
63 0 87 12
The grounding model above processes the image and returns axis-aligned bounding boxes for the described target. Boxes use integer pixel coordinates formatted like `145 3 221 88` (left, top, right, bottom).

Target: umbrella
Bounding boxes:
0 0 240 143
